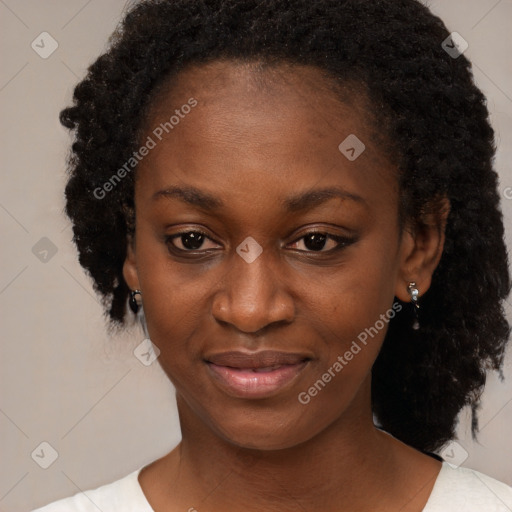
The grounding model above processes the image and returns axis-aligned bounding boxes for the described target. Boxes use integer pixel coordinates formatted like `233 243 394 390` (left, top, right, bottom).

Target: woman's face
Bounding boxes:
124 61 414 449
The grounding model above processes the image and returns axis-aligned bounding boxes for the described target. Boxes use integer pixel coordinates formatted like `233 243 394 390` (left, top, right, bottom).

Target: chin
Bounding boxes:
205 407 323 452
221 430 307 451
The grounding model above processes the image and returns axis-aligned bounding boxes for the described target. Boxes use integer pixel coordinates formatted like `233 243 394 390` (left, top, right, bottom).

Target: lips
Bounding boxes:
206 350 308 369
205 350 311 399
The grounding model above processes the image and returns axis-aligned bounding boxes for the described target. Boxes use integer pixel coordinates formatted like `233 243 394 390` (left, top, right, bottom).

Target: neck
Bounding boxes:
166 379 405 511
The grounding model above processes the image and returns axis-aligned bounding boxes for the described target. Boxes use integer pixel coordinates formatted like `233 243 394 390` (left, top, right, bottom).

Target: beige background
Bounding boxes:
1 1 511 510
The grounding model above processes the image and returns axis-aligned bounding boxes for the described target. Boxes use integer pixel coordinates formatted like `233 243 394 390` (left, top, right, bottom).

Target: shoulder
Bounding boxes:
30 468 153 512
424 462 512 511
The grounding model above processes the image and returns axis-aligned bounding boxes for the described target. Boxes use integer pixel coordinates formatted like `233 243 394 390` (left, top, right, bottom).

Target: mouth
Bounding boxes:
204 350 311 399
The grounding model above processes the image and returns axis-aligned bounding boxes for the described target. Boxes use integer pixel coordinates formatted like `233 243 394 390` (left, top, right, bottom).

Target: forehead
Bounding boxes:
135 60 397 220
146 60 373 134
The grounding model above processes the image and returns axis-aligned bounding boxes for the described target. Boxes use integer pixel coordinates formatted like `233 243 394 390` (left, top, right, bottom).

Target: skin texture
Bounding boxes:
123 61 448 511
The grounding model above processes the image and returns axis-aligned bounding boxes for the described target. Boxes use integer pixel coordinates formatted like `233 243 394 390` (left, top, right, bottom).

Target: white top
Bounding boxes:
32 462 512 511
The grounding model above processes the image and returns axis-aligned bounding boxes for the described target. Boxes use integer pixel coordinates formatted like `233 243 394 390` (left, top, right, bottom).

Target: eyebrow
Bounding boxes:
152 185 365 212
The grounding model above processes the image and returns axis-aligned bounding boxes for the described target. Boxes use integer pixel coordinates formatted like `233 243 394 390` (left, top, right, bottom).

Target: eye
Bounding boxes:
166 230 220 252
165 229 356 255
288 231 355 253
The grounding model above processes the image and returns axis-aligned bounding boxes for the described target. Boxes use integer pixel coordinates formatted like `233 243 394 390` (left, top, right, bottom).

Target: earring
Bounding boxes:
129 289 142 314
129 289 150 339
408 282 420 330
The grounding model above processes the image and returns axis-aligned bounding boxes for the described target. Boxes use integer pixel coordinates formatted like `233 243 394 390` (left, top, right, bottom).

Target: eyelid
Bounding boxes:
165 227 357 254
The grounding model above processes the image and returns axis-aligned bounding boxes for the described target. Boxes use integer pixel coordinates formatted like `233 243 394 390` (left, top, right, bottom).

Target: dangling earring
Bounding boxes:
129 289 142 314
129 289 150 339
408 282 420 330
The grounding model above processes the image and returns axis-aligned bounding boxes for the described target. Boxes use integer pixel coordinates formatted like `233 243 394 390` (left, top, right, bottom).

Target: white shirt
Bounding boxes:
32 461 512 511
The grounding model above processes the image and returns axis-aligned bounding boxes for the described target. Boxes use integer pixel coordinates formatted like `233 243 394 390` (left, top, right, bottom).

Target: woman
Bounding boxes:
33 0 512 510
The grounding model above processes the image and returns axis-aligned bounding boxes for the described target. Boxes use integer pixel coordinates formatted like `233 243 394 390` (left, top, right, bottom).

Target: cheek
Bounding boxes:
308 234 400 338
132 230 213 368
299 233 400 397
293 269 400 440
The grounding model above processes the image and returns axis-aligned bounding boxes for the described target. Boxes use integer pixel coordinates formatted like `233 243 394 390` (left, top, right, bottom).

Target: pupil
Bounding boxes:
305 233 327 251
179 233 328 251
182 232 204 250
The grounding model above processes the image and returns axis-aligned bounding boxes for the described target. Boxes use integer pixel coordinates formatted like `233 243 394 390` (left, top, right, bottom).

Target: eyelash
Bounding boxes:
165 229 357 255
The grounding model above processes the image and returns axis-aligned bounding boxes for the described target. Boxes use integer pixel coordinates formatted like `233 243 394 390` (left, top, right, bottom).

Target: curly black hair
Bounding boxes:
60 0 510 454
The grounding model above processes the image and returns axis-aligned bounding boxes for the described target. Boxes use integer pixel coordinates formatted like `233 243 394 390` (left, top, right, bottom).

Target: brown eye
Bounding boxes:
167 231 218 252
288 232 355 253
303 233 329 251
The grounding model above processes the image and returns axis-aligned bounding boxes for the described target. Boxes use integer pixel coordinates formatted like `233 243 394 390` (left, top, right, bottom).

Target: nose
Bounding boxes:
211 244 295 333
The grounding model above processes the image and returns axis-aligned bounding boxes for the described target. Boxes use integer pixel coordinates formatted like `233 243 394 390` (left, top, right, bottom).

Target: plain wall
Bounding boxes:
0 1 511 510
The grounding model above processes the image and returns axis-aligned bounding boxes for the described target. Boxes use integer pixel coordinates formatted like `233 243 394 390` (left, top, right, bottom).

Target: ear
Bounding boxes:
123 235 140 292
395 197 450 302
